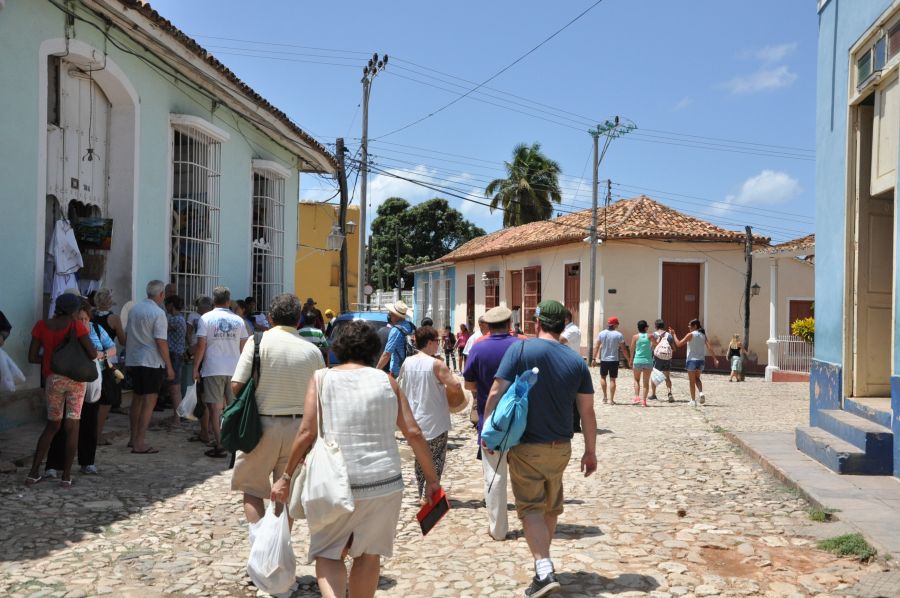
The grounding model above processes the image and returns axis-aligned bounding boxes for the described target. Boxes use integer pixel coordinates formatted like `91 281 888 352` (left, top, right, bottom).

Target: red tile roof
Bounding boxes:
758 234 815 255
113 1 337 171
440 195 770 262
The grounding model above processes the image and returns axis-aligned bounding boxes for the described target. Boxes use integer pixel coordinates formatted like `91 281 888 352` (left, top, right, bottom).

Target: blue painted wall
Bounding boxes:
0 0 308 391
815 0 893 365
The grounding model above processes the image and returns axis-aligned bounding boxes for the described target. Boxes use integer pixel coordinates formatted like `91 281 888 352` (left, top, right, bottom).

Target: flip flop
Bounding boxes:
188 435 211 443
97 439 112 446
205 447 228 458
131 447 159 454
59 479 73 488
24 475 44 487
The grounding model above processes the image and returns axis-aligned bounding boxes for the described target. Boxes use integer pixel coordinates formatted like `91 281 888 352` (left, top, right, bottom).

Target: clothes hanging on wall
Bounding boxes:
47 219 84 317
0 348 26 392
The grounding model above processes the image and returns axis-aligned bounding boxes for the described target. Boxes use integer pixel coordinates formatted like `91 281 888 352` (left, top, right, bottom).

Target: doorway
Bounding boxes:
466 274 475 329
564 263 580 325
661 262 702 362
847 98 894 398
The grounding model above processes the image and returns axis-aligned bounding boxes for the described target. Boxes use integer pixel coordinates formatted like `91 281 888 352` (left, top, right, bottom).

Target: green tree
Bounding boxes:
369 197 485 290
485 142 563 227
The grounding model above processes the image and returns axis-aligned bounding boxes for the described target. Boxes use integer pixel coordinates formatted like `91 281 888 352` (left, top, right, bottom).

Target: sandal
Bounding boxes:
188 435 211 443
59 479 73 488
131 447 159 454
24 475 43 487
205 447 228 458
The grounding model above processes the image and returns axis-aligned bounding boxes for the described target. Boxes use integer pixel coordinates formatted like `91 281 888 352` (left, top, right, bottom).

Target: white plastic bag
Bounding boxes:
84 362 103 403
176 384 198 420
0 349 26 393
650 368 666 387
247 504 296 595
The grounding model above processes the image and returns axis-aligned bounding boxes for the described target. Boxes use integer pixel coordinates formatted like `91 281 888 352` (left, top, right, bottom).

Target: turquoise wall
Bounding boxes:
815 0 894 366
0 0 304 381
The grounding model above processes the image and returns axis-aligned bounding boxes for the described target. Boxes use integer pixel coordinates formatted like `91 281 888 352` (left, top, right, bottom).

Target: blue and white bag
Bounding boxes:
481 341 539 452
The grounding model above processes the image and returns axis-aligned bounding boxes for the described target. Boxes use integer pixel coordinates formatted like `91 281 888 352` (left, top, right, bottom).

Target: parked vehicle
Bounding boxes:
326 311 390 366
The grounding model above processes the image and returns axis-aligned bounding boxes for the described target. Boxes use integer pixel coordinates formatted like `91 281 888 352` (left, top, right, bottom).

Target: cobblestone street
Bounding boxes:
1 372 895 597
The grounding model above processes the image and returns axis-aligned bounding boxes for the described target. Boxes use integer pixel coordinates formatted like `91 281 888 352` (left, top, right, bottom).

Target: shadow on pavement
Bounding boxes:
554 523 603 539
559 571 660 593
449 498 485 510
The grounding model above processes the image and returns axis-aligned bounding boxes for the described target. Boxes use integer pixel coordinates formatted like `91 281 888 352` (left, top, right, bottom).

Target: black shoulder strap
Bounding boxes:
252 331 263 384
518 338 527 373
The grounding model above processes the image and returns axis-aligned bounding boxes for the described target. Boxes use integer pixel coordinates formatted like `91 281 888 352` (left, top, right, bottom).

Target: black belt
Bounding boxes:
261 413 303 418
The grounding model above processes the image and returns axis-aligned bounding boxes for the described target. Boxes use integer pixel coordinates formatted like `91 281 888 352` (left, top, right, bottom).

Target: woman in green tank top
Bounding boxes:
629 320 653 407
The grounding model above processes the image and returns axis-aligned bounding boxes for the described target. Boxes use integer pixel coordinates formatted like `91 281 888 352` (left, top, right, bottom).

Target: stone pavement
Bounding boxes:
0 372 897 597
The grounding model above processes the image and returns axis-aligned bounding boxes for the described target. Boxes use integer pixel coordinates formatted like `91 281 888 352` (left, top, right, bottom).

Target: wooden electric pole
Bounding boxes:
743 225 753 350
335 138 350 313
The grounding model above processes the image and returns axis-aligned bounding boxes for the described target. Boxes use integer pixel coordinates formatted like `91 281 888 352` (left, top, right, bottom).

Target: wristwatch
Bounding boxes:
280 472 292 482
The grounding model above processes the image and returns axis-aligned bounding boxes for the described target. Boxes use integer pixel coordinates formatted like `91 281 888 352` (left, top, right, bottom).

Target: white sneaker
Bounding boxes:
688 400 697 408
44 468 58 479
699 393 706 405
81 465 98 475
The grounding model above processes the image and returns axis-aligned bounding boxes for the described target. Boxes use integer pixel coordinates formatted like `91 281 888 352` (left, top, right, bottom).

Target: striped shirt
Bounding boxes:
298 326 328 348
232 326 325 415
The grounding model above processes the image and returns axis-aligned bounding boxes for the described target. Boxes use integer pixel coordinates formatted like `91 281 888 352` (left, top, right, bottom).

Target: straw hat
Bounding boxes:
384 300 409 319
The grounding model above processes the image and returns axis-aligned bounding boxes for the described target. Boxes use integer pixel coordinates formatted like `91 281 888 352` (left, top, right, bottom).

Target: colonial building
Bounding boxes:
0 0 335 425
801 0 898 477
294 202 360 314
415 196 813 370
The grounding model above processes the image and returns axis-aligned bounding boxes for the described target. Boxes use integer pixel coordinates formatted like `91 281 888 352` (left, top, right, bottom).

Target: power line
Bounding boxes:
372 0 607 140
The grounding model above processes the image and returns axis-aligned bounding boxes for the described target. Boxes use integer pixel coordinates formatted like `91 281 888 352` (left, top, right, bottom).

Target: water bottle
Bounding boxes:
515 367 540 395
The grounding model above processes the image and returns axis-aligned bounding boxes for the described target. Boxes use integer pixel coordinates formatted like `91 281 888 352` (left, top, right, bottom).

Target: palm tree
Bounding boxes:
484 142 563 227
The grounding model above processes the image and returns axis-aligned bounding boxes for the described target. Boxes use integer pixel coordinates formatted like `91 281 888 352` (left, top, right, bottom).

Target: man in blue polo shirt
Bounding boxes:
463 305 520 541
486 300 597 598
375 300 414 377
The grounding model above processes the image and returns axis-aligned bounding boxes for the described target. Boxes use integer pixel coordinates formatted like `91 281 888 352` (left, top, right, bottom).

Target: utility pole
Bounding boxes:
585 116 636 364
743 225 753 350
395 234 401 292
587 130 599 365
358 52 388 309
335 138 350 313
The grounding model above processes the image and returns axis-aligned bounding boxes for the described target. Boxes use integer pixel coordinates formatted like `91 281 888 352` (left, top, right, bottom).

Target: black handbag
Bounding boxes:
50 324 99 383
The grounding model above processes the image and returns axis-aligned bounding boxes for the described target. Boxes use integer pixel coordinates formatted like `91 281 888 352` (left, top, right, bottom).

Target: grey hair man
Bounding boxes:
192 286 249 458
231 293 324 524
125 280 175 454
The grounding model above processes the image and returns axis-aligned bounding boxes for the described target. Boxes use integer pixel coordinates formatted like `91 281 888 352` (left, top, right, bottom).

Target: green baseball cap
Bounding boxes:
534 300 566 327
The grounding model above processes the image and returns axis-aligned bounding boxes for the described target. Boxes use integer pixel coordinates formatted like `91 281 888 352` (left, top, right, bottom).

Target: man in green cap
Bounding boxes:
484 299 597 597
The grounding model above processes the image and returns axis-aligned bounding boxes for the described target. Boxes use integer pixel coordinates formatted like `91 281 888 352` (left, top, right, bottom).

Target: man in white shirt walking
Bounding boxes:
559 310 584 432
125 280 175 454
193 286 248 458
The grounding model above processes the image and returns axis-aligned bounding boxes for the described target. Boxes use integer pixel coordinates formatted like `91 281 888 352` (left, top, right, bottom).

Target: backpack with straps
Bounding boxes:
653 333 673 360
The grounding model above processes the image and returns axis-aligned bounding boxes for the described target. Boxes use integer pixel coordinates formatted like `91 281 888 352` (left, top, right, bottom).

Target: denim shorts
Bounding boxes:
686 359 705 372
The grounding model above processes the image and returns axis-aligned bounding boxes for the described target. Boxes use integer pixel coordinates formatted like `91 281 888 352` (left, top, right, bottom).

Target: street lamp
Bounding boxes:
326 224 344 251
751 282 761 297
345 220 357 235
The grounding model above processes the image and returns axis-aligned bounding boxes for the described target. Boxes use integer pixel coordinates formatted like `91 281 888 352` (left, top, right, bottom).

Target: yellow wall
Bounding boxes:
295 202 359 314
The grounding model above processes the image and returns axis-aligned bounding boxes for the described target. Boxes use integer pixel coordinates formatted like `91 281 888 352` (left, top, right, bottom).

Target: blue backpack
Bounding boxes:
481 342 539 453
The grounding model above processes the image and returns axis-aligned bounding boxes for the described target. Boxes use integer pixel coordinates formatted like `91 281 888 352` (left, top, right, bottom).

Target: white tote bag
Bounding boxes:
300 369 355 531
84 362 104 404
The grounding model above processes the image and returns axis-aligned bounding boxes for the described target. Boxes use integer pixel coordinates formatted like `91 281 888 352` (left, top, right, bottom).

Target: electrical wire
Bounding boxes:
372 0 607 140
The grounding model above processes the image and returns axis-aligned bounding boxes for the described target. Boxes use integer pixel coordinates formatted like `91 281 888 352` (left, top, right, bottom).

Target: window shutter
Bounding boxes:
889 22 900 59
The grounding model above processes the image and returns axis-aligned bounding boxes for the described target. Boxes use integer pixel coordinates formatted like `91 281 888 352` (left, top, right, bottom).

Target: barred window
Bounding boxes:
251 161 288 309
170 116 227 306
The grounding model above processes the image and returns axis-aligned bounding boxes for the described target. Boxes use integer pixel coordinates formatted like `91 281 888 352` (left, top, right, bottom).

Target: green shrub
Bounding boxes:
791 317 815 344
817 533 876 561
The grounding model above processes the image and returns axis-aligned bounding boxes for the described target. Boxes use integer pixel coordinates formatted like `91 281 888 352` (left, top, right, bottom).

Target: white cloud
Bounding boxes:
755 42 798 64
673 97 693 111
723 65 797 94
713 169 801 216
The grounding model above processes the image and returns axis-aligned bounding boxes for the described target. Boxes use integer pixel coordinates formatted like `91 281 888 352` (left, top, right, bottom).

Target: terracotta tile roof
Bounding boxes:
440 195 770 262
757 234 815 255
114 1 337 171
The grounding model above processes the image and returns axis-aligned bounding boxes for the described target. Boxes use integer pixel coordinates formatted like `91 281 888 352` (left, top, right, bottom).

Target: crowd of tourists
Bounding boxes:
17 275 744 597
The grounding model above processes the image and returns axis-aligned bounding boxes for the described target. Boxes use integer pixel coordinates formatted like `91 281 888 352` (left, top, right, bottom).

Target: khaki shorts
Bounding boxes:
508 441 571 518
231 416 302 499
202 375 236 405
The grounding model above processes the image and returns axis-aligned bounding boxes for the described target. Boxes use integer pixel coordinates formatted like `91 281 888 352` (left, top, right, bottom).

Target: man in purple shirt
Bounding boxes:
463 305 520 541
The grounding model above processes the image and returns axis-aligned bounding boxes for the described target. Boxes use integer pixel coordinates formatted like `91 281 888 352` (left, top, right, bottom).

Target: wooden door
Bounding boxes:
564 263 580 325
523 266 541 335
466 274 475 329
852 104 893 397
661 262 701 361
788 300 814 332
485 270 500 309
509 270 522 310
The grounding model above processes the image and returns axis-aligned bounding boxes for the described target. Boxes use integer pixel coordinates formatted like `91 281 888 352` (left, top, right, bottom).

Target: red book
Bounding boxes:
416 488 450 536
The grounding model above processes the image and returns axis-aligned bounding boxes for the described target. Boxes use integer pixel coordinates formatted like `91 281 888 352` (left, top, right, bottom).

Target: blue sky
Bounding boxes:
153 0 817 244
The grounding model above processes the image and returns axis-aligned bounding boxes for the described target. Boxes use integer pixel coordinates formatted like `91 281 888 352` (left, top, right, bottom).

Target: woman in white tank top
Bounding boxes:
671 319 720 407
399 326 466 498
271 321 444 598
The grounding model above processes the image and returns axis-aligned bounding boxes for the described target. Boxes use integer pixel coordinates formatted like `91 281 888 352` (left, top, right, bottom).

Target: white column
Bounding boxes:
765 257 780 381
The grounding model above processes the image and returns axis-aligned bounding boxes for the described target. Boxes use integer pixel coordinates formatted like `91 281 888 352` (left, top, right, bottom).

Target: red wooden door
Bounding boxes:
788 300 813 333
466 274 475 329
523 266 541 335
661 262 701 361
564 263 580 325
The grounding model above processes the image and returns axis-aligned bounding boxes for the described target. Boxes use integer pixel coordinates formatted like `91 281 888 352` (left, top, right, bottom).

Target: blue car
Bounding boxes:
327 311 390 366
